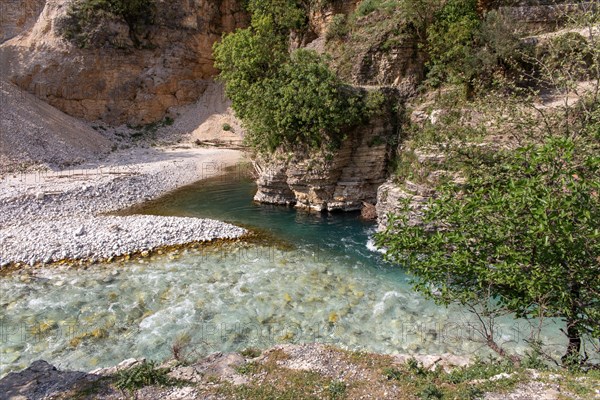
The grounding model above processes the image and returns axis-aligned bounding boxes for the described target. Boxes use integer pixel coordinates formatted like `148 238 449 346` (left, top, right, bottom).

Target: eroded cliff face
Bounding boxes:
375 179 434 231
253 90 401 212
0 0 248 125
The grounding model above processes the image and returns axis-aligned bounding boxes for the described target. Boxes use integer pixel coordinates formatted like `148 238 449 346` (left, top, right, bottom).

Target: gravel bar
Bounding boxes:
0 215 245 266
0 147 248 267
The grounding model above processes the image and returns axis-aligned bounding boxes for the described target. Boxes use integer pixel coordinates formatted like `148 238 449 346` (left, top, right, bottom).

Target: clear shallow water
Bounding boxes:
0 170 567 377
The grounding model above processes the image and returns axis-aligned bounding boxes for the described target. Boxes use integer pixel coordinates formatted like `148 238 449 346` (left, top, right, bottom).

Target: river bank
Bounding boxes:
0 146 248 268
1 343 593 400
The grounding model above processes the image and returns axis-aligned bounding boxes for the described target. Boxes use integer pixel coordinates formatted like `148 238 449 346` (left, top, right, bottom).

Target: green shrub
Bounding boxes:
326 14 349 41
425 0 481 93
327 380 346 398
235 362 258 375
214 1 370 153
355 0 384 17
539 32 596 81
235 49 365 151
222 123 233 131
383 367 404 380
240 348 262 358
60 0 155 48
418 383 444 400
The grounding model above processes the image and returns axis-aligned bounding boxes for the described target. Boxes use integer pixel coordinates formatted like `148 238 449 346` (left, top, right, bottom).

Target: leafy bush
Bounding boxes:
426 3 526 96
235 362 259 375
537 31 597 82
247 0 306 33
425 0 481 92
60 0 155 48
214 0 370 153
327 380 346 398
418 384 443 400
233 49 364 151
355 0 384 17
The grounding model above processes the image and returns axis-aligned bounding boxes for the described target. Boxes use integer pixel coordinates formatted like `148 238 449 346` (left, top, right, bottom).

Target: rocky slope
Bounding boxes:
0 78 112 170
0 0 248 125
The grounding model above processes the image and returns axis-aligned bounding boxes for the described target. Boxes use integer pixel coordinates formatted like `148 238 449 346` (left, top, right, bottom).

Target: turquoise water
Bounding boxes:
0 170 567 377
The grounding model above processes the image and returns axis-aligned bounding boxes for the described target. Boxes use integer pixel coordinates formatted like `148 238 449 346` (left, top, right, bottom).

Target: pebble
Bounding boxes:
0 149 246 267
0 215 246 266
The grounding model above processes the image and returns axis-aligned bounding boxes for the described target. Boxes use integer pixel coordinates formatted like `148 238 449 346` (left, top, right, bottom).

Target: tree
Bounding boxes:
60 0 155 48
213 0 365 152
377 137 600 365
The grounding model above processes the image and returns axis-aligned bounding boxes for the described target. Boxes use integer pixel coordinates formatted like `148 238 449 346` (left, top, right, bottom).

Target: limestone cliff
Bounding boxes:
0 0 248 125
253 89 401 212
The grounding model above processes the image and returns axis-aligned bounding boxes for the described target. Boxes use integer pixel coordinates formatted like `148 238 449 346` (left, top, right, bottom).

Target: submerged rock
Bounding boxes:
0 360 111 399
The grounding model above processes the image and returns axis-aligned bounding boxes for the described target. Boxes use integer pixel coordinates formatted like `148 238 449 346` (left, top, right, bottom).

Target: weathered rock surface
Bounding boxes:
0 345 585 400
0 0 46 43
0 360 117 399
376 147 450 231
0 0 248 125
253 90 400 212
376 176 442 231
314 4 426 95
499 1 599 31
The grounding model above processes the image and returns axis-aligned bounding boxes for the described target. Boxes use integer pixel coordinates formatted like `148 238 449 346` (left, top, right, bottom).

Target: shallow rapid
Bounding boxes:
0 168 565 377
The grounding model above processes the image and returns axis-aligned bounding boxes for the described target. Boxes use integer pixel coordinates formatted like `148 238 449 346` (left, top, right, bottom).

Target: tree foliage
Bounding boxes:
425 0 528 96
213 0 367 152
241 50 366 150
378 137 600 363
426 0 481 85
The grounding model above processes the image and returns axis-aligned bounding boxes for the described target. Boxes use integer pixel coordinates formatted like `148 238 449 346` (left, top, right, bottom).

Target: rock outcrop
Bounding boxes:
375 147 451 231
0 360 113 399
376 179 434 231
499 1 598 31
310 4 427 96
0 0 248 125
253 89 401 212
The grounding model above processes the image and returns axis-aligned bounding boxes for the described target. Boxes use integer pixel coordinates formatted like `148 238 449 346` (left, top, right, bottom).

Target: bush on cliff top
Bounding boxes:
60 0 155 48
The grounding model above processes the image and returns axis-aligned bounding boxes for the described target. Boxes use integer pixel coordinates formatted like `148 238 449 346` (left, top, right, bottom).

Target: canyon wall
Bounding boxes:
0 0 248 125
